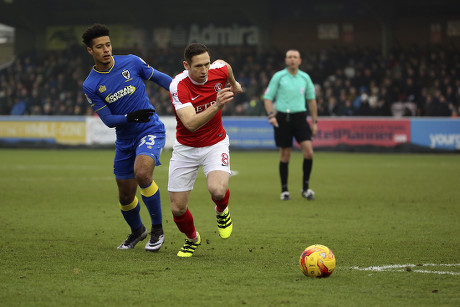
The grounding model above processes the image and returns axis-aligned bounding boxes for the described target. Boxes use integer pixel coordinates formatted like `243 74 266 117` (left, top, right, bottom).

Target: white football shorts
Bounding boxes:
168 135 231 192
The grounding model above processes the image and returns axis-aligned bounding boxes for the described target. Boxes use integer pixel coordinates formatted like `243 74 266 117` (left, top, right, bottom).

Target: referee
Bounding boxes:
264 49 318 201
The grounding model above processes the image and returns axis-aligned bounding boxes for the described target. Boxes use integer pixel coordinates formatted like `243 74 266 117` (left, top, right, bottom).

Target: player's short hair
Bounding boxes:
82 24 110 47
286 49 301 58
184 43 209 64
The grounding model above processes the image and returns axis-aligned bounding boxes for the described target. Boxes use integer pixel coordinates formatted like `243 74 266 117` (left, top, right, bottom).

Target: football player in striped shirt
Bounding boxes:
82 24 172 252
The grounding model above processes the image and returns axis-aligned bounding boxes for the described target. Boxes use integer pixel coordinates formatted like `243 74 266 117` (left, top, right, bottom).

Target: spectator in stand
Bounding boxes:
353 86 368 111
424 94 437 116
10 97 27 115
245 96 265 116
337 98 355 116
316 96 328 116
28 88 44 115
437 95 453 117
357 91 372 116
326 96 339 116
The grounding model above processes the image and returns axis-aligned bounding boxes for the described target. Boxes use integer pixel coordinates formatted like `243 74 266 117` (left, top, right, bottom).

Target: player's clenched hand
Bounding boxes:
126 109 155 123
216 87 234 108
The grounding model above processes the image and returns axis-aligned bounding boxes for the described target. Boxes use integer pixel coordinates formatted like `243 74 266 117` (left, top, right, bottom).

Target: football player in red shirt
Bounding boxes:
169 43 242 257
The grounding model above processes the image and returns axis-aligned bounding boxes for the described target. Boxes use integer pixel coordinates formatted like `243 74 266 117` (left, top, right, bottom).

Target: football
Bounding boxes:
299 244 336 278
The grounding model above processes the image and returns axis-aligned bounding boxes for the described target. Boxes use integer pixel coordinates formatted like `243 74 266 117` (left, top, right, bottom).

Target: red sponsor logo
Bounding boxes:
221 153 229 166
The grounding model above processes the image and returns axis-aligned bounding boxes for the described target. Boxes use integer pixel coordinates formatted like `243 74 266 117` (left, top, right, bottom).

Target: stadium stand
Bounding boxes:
0 43 459 117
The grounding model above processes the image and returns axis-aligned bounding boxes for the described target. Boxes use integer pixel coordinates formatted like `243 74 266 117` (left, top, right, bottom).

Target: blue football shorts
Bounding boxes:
114 132 166 180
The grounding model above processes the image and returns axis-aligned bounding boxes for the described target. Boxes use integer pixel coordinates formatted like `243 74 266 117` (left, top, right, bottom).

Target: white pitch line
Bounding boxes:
412 270 460 276
351 264 460 276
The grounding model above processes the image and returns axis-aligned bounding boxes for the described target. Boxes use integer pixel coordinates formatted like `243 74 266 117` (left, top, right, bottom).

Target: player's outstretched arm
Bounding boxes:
96 105 128 128
96 106 154 127
151 69 173 91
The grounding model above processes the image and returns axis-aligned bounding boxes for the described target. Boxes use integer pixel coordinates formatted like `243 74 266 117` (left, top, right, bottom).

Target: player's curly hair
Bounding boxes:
82 24 110 47
184 43 209 64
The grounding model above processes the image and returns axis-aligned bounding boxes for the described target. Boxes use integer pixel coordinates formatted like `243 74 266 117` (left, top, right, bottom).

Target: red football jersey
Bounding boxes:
170 62 229 147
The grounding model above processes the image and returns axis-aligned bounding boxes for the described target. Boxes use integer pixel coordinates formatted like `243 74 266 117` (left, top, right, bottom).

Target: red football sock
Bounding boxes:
212 189 230 213
173 208 197 239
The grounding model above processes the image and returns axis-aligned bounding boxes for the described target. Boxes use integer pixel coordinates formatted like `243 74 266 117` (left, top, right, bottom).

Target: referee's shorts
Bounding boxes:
274 111 312 148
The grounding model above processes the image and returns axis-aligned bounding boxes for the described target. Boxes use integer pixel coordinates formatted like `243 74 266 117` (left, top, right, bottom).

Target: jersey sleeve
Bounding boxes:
131 54 172 90
210 61 229 82
264 72 280 101
131 54 154 81
83 83 106 114
304 74 316 100
170 78 192 111
83 84 127 128
151 69 172 90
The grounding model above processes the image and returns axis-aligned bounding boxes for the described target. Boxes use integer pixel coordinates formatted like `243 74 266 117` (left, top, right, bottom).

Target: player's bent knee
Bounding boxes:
209 186 228 200
119 195 136 206
134 172 153 187
171 205 187 216
170 193 189 216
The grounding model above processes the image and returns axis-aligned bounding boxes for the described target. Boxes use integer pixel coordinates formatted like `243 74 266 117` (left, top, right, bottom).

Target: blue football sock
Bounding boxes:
120 197 142 232
141 180 162 226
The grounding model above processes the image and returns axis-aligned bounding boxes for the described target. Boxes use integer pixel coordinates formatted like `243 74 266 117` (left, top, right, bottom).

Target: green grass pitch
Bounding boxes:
1 148 459 306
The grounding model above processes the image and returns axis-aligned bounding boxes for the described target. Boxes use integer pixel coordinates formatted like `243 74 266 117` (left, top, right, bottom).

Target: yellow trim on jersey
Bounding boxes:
120 196 139 211
147 68 154 81
141 181 159 197
95 105 107 112
92 56 115 74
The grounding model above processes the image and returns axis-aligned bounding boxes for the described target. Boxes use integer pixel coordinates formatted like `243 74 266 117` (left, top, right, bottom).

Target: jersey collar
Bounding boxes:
93 56 115 74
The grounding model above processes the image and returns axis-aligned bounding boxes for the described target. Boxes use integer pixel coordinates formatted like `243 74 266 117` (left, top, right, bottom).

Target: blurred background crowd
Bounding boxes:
1 43 459 118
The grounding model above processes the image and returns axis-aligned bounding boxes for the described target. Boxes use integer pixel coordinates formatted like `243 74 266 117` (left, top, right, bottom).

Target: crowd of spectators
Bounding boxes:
1 43 459 118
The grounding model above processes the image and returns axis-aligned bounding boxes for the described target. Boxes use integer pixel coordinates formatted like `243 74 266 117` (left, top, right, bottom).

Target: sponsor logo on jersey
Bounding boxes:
122 69 131 80
221 153 229 166
195 100 216 113
98 85 107 93
214 83 223 92
105 85 136 103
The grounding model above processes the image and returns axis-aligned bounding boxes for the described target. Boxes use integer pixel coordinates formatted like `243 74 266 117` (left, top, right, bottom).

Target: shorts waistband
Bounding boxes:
277 111 307 117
